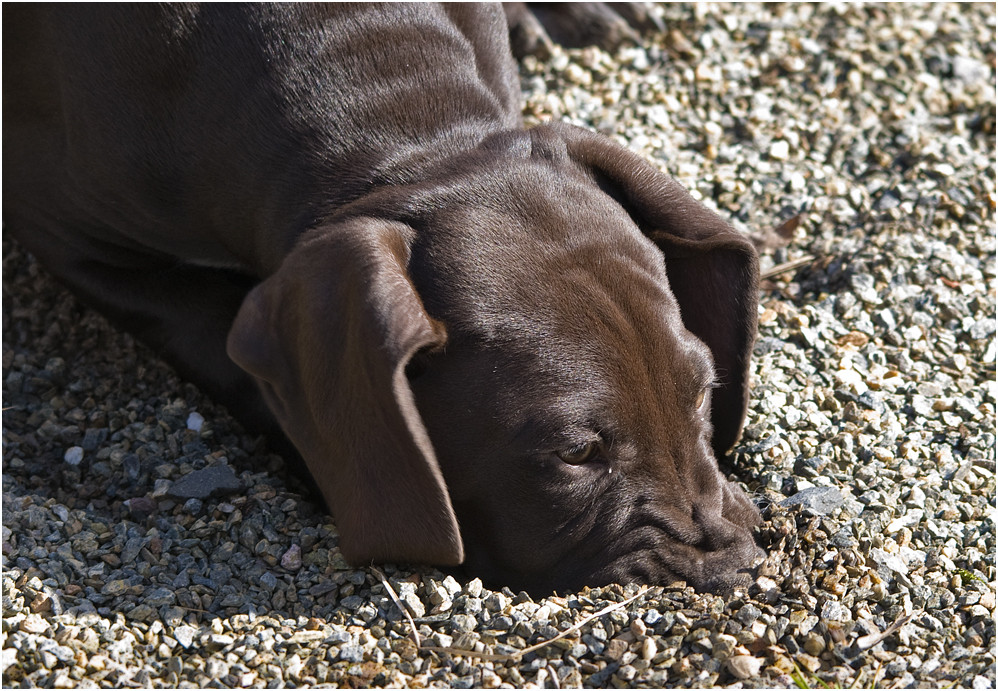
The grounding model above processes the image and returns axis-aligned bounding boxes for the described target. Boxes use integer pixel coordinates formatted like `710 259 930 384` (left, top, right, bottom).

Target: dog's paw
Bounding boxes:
505 2 664 58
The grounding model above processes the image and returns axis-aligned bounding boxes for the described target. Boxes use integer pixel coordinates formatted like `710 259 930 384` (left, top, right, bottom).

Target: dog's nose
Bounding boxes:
691 502 749 549
686 500 765 592
697 539 766 593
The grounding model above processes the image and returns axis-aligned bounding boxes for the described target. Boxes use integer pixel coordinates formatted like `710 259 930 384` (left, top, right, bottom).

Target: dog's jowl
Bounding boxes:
3 3 763 593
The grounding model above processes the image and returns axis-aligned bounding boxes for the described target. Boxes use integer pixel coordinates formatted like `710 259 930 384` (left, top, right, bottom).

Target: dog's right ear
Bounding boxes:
227 219 463 567
538 122 759 458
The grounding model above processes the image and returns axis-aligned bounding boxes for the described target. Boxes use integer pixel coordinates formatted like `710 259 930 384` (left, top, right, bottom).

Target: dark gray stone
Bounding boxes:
167 465 242 501
780 486 845 516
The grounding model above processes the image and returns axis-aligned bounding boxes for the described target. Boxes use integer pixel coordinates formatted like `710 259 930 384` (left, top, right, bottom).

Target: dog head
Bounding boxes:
227 122 762 593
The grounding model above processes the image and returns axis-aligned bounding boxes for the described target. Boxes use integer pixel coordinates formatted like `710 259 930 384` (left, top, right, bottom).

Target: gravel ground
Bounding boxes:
3 2 995 688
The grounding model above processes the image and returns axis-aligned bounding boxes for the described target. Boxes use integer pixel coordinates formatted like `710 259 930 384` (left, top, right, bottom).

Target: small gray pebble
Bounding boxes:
969 318 996 340
144 588 176 607
339 595 364 611
326 630 351 645
338 645 365 663
736 603 762 626
123 454 142 479
259 572 278 591
643 610 662 626
80 428 108 451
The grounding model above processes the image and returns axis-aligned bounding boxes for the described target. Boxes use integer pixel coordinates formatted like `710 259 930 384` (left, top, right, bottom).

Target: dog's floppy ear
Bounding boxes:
543 122 759 456
227 218 463 566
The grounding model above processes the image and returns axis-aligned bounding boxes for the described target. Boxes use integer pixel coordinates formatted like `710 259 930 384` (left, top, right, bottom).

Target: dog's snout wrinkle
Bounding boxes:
690 501 743 550
591 486 762 591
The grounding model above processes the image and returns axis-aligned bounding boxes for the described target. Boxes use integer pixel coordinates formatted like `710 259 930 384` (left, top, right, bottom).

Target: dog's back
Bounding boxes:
3 4 522 273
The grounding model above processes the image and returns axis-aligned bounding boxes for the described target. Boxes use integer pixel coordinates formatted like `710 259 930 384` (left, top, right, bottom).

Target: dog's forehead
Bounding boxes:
406 159 720 426
412 181 713 410
412 168 676 337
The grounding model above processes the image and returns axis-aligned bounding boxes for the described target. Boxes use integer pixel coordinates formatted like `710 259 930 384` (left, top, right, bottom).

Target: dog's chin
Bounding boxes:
583 551 764 596
459 536 765 597
697 553 765 595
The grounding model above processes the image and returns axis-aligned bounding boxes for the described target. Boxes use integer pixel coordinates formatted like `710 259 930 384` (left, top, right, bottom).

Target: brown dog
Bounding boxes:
3 3 762 593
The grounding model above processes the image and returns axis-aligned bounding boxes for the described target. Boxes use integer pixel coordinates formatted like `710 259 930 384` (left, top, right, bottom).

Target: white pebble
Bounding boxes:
769 140 790 160
173 626 196 649
646 105 671 130
63 446 84 466
186 412 205 433
695 62 720 82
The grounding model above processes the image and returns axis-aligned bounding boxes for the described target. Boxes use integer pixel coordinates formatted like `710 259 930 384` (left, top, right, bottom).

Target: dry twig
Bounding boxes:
372 567 652 663
514 588 649 659
855 610 918 651
371 566 421 648
760 255 817 280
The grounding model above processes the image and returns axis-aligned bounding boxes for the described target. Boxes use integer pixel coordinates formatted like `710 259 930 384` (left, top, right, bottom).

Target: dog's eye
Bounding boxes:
695 388 708 410
404 348 436 381
557 441 599 465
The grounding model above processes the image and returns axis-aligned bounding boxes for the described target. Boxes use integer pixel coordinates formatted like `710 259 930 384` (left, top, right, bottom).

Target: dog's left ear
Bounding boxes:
540 123 759 456
227 218 463 567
